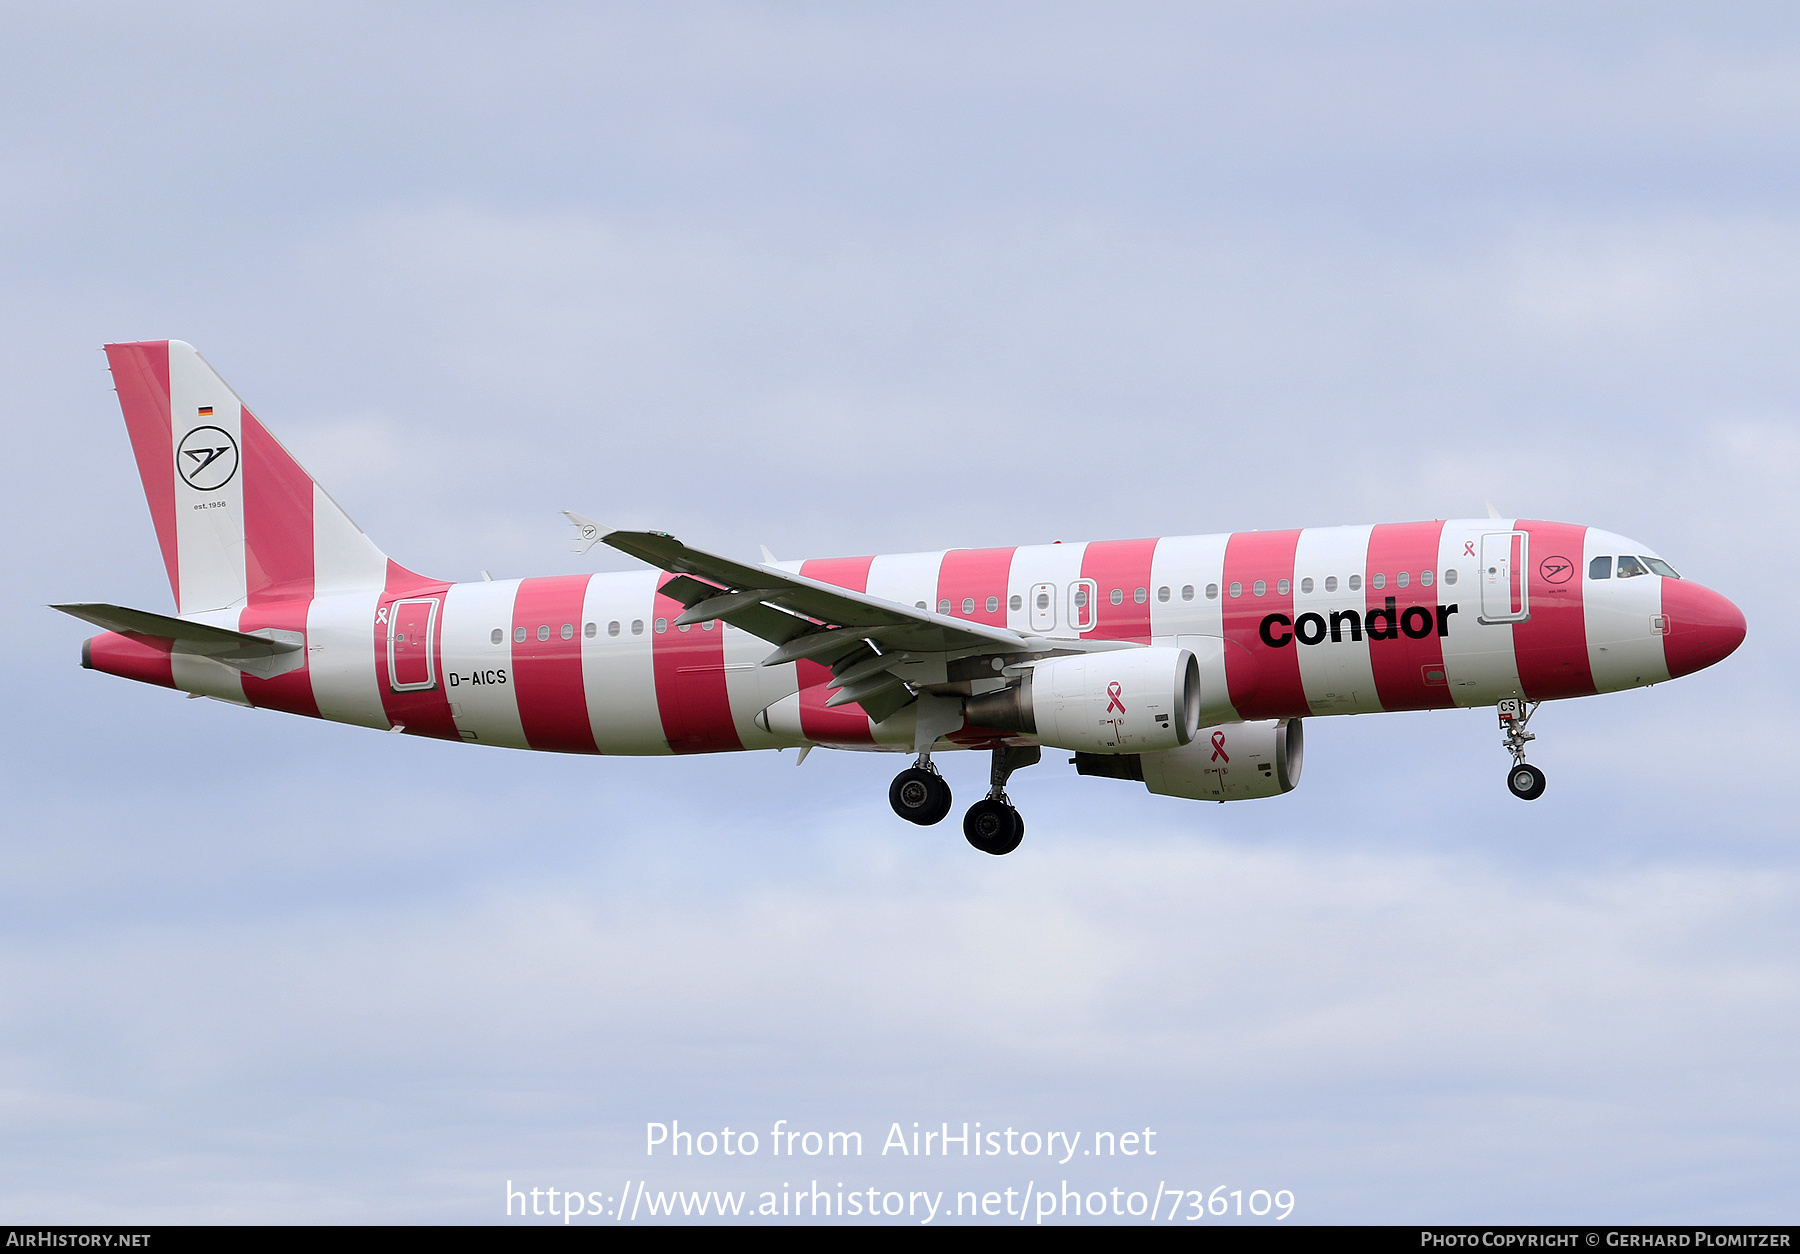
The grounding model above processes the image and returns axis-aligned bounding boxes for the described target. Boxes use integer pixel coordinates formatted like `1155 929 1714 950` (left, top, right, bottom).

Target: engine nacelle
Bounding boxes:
1074 718 1304 801
965 646 1201 754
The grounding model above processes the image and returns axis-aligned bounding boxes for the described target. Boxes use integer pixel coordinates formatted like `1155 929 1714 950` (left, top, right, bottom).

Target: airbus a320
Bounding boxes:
58 341 1747 854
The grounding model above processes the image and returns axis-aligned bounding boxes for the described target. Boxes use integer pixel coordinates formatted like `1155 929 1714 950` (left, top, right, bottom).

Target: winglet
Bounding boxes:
760 544 779 565
564 510 605 554
1485 501 1502 520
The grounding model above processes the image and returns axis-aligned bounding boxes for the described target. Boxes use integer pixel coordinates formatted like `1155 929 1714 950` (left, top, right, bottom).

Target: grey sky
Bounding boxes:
2 2 1795 1223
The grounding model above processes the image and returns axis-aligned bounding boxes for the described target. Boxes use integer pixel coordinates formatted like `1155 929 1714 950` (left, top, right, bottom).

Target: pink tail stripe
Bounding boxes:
103 341 179 607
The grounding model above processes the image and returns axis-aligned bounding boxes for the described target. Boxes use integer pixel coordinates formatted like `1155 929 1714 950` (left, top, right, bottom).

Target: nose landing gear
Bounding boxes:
1499 699 1546 800
890 754 952 826
963 746 1040 856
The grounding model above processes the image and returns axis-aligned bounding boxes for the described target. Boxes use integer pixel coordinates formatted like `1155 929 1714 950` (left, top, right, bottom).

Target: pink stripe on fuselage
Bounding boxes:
374 561 460 740
935 547 1015 629
1364 521 1453 712
1514 521 1595 700
651 574 743 754
86 631 177 689
797 556 878 745
1080 538 1158 643
1222 530 1307 719
512 575 599 754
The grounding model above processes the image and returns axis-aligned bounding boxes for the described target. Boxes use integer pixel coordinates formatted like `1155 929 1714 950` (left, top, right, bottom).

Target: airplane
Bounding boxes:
56 341 1748 855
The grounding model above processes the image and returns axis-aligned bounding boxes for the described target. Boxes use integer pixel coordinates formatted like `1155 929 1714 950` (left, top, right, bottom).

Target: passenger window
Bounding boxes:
514 627 527 643
915 601 927 610
1616 555 1649 579
1421 570 1434 587
1348 575 1362 591
538 625 551 641
1397 571 1409 588
561 623 574 640
1325 576 1337 592
962 597 975 614
608 621 621 636
490 629 503 644
938 599 952 614
1157 586 1170 602
1228 582 1241 598
1010 594 1023 611
584 622 597 638
1109 588 1124 605
986 596 1000 613
1134 587 1148 604
1035 592 1050 610
1443 569 1457 586
654 617 668 633
1588 556 1612 580
1276 579 1290 596
1300 577 1314 594
1372 573 1386 590
631 619 644 635
1252 580 1267 596
1074 588 1089 608
1643 558 1681 579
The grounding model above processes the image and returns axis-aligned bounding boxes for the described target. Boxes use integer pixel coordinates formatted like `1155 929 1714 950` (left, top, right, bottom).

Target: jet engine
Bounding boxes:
1074 718 1304 802
964 647 1201 754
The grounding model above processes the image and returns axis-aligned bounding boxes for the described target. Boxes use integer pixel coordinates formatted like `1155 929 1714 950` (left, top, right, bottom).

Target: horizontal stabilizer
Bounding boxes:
51 602 301 657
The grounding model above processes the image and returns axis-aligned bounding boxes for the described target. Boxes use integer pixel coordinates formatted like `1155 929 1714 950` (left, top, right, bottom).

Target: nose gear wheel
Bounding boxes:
1498 700 1547 801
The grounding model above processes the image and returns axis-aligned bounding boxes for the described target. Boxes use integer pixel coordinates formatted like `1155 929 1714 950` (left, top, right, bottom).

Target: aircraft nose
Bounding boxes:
1660 579 1747 679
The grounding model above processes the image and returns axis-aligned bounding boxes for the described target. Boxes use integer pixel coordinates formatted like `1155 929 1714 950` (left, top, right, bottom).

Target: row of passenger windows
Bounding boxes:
917 570 1465 617
1591 555 1680 580
486 618 717 644
483 564 1481 643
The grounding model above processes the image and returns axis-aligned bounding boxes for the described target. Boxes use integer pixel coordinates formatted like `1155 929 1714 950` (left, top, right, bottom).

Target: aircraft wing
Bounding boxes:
599 526 1134 725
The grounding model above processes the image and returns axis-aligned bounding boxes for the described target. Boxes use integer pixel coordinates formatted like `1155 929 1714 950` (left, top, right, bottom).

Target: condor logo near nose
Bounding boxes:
1259 599 1460 648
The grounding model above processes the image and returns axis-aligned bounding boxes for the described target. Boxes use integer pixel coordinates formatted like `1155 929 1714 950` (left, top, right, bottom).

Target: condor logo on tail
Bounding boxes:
1259 599 1459 648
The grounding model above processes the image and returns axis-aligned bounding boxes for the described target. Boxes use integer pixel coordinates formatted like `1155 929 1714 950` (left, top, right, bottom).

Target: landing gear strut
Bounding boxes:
963 746 1039 855
890 754 952 825
1499 699 1546 801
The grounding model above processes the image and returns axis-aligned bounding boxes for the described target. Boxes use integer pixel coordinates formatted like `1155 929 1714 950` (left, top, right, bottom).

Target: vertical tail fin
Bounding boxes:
104 340 392 613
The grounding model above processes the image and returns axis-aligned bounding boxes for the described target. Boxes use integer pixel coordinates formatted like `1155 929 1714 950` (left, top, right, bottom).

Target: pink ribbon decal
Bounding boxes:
1210 730 1228 762
1106 681 1125 714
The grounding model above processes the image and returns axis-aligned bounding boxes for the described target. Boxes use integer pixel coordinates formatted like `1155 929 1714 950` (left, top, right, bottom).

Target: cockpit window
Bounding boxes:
1588 556 1611 580
1643 557 1681 579
1615 555 1649 579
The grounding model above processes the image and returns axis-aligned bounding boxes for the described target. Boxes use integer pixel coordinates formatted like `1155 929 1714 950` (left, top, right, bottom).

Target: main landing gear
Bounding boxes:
887 746 1042 855
1499 699 1547 801
889 755 953 826
963 746 1040 856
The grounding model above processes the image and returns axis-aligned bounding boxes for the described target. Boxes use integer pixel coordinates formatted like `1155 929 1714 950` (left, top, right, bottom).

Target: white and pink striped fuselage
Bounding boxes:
85 520 1743 757
70 339 1746 823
